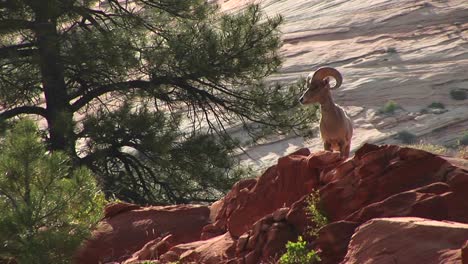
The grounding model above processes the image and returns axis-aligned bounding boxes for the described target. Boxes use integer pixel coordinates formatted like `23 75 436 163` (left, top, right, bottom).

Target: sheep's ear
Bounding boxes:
323 78 330 86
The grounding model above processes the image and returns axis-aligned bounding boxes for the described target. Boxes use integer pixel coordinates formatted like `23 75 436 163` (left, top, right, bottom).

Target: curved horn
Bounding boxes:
312 67 343 89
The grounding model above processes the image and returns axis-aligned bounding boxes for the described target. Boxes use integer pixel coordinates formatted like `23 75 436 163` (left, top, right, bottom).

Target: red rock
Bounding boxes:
207 178 257 234
224 150 338 237
177 233 236 264
272 207 290 222
234 209 298 264
462 241 468 264
261 221 296 261
353 143 382 159
320 159 356 184
201 223 225 240
413 182 453 194
290 147 311 156
285 195 309 235
342 217 468 264
159 233 237 263
346 184 452 223
307 150 342 169
315 221 359 264
75 205 210 264
159 240 206 263
122 234 173 263
443 156 468 170
442 192 468 223
446 169 468 200
236 233 249 254
104 202 141 218
321 144 449 221
75 144 468 264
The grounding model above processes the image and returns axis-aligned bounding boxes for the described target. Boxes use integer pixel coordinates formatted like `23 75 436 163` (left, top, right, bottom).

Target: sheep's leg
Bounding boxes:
340 142 350 158
323 141 332 152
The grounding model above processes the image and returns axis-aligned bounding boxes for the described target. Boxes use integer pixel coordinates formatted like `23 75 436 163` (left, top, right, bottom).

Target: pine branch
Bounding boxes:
0 19 34 32
0 106 47 120
70 79 171 111
0 43 37 59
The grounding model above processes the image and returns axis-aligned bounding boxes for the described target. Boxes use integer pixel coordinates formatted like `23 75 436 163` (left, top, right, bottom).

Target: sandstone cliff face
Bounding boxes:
212 0 468 171
76 144 468 264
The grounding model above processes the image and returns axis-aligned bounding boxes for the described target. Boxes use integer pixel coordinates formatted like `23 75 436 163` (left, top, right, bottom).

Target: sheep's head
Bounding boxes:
299 67 343 105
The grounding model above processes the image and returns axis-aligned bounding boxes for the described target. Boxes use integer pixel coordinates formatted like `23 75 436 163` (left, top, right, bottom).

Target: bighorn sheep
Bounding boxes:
299 67 353 157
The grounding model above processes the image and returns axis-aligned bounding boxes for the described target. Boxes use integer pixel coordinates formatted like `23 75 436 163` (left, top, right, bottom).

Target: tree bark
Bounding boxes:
33 14 74 155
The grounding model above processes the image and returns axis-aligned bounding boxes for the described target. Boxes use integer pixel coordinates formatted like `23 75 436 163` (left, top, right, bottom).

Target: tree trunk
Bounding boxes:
34 15 74 155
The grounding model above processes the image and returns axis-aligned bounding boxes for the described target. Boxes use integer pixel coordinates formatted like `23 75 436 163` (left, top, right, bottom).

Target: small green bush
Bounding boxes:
458 132 468 146
427 102 445 109
396 130 417 144
279 236 321 264
0 120 106 264
450 89 467 100
306 190 328 237
379 100 400 114
420 108 429 114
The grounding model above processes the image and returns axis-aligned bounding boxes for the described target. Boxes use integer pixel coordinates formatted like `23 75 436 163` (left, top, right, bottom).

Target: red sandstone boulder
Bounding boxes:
75 144 468 264
316 144 468 263
75 204 210 263
200 178 257 239
320 144 458 221
234 207 298 264
123 235 174 264
345 183 452 223
160 233 236 264
342 217 468 264
462 240 468 264
315 221 359 264
213 149 341 237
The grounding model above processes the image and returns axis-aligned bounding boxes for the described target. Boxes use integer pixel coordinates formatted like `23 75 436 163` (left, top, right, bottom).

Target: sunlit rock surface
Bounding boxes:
210 0 468 170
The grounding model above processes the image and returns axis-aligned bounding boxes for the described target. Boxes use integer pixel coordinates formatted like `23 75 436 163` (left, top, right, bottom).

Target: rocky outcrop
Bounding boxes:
462 241 468 264
160 233 236 264
342 217 468 264
75 204 210 263
76 144 468 263
209 148 341 238
316 144 468 264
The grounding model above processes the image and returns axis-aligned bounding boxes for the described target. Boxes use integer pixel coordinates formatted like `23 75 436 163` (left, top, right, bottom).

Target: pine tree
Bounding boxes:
0 1 316 204
0 120 105 263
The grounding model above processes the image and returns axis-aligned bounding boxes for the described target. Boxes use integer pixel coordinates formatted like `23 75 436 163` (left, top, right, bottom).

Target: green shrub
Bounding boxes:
0 120 106 264
379 100 399 114
306 190 328 237
279 236 321 264
450 89 467 100
458 132 468 146
396 130 417 144
427 102 445 109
